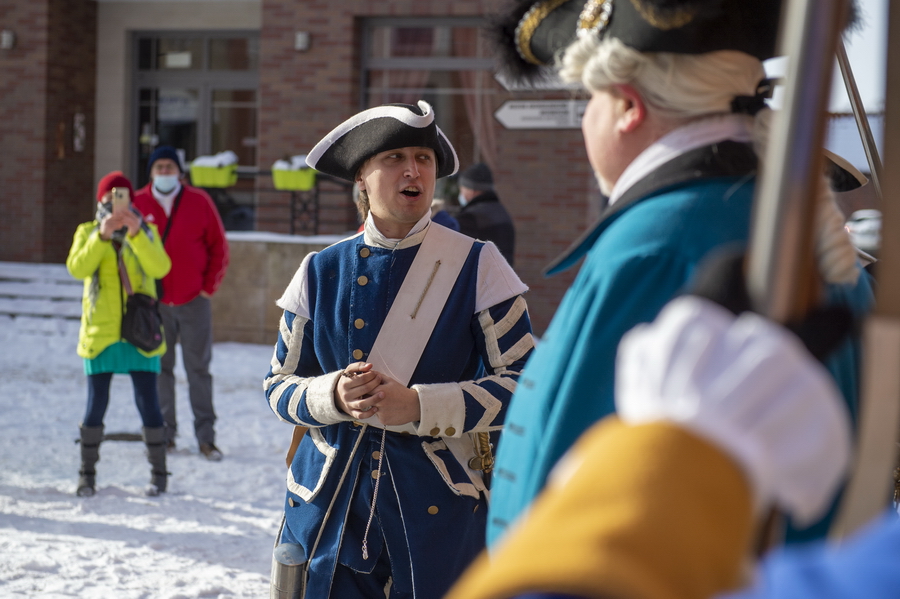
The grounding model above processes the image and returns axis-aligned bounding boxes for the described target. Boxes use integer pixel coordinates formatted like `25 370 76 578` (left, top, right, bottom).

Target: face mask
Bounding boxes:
458 191 468 207
153 174 180 194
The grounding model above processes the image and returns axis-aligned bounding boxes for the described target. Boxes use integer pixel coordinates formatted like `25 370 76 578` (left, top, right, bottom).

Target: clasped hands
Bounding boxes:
335 362 421 426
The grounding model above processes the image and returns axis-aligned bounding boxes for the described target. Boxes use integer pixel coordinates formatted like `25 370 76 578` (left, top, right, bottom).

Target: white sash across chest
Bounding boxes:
356 223 474 433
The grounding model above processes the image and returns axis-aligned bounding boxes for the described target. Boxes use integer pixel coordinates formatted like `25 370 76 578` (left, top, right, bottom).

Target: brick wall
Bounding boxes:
258 0 596 333
0 0 49 262
0 0 95 264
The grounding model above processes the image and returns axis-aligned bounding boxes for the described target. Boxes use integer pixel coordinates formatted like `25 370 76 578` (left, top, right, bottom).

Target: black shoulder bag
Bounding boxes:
116 243 164 352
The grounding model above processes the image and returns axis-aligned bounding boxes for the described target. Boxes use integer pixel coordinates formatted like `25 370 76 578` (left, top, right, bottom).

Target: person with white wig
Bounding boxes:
486 0 873 550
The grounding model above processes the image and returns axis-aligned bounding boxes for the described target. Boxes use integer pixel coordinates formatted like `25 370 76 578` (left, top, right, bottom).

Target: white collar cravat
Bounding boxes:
363 210 433 250
608 113 755 207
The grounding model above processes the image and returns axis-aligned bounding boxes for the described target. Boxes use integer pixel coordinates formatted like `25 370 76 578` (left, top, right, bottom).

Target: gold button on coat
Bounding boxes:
354 318 365 329
428 506 439 515
372 451 381 460
371 470 381 479
445 427 456 436
353 349 364 360
358 275 369 286
360 247 370 258
288 498 296 507
429 427 440 437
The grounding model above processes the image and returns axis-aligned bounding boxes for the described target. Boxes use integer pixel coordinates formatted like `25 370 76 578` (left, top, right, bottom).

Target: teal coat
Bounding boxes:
487 142 874 547
66 220 171 359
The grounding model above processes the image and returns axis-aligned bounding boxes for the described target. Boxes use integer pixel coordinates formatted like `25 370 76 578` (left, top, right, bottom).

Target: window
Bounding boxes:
133 31 259 187
137 35 258 71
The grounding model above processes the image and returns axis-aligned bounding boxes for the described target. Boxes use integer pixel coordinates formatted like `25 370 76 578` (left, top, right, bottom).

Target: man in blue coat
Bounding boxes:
486 0 872 548
264 100 534 598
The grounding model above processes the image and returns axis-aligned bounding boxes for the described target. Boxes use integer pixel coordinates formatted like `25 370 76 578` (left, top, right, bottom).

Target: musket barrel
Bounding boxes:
747 0 850 322
836 38 884 201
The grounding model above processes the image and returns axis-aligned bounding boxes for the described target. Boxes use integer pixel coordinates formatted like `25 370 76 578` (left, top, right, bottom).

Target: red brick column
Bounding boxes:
0 0 96 263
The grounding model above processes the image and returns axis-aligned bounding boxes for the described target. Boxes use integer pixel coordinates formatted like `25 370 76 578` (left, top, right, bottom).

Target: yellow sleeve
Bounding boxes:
448 418 754 599
126 222 171 280
66 222 108 280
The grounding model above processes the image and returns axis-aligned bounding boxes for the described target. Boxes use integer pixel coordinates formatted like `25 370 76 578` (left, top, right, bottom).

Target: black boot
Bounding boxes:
143 426 168 496
77 425 104 497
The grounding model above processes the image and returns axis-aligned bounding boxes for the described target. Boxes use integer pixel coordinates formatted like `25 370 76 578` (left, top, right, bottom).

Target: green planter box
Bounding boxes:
273 169 316 191
190 165 237 188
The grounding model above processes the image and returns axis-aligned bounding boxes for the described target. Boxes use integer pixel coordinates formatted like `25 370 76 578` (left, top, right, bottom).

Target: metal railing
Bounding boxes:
198 169 356 235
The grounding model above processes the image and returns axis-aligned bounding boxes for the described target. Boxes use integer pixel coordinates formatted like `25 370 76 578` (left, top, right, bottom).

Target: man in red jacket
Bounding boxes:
133 146 229 461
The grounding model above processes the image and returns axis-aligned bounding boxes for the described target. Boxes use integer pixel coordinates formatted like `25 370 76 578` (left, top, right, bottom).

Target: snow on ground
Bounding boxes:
0 314 289 598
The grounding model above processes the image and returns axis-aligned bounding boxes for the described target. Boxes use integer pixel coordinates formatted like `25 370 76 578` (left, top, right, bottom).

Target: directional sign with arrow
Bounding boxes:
493 100 588 130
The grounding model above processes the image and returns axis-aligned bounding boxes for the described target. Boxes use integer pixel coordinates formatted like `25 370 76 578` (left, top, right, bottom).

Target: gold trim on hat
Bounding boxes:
515 0 573 66
578 0 614 37
630 0 697 30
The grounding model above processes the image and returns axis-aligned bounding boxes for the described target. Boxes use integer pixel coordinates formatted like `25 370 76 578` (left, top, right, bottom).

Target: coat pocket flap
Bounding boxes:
421 439 482 500
286 427 337 502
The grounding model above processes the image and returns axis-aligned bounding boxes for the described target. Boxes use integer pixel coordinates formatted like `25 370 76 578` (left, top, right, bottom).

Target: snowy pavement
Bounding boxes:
0 314 289 598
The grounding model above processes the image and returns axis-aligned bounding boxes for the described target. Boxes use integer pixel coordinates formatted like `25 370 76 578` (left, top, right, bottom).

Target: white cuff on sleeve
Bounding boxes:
305 370 355 425
413 382 466 437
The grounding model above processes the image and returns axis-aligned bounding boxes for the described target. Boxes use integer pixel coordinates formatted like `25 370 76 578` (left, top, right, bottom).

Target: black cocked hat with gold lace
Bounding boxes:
489 0 785 83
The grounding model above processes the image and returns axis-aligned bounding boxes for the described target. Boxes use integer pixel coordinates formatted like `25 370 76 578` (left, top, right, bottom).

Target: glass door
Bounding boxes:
138 87 200 181
132 31 259 188
211 88 257 167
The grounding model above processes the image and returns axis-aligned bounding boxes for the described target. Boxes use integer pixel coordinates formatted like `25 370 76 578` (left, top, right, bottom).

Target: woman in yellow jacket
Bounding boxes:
66 172 171 497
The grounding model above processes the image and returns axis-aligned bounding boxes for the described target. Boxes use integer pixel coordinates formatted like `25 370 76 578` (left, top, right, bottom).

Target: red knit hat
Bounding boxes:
96 171 134 203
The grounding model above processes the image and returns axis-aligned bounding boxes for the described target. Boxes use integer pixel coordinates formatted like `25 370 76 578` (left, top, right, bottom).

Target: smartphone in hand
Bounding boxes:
111 187 130 213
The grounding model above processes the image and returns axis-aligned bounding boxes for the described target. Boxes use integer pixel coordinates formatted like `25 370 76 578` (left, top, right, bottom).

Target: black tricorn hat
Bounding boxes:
305 101 459 182
490 0 786 83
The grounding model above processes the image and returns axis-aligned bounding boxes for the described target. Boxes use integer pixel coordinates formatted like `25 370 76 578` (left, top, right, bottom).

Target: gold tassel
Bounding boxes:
468 432 495 487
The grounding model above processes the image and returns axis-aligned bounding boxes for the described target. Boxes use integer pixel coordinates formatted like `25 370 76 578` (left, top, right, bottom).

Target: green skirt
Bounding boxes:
83 341 161 375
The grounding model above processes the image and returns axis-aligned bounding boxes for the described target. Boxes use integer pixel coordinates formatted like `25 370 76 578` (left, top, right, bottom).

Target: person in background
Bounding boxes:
431 197 460 231
486 0 871 548
132 146 229 461
456 162 516 266
66 172 171 497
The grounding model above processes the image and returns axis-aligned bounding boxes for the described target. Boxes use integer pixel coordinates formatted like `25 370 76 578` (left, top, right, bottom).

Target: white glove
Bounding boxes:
616 296 852 525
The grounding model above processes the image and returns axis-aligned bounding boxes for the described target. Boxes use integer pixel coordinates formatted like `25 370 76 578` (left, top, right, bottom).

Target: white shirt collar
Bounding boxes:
608 113 755 207
363 210 433 250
